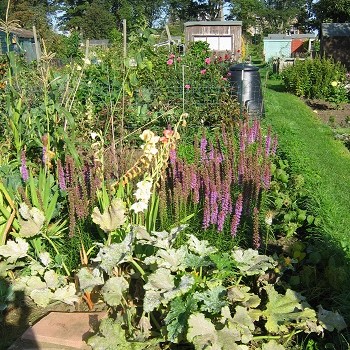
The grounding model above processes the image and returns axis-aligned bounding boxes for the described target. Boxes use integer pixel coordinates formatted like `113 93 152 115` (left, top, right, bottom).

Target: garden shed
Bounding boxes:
320 23 350 70
184 21 242 59
0 27 37 62
263 33 316 62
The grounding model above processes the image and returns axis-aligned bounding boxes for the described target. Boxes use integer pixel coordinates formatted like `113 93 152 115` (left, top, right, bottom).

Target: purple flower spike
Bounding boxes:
231 193 243 237
169 148 177 165
57 160 67 191
20 150 29 182
200 136 208 161
265 127 272 157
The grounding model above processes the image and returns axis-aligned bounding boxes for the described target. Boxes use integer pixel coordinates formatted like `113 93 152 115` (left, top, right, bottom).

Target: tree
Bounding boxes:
63 0 117 39
313 0 350 26
228 0 309 35
167 0 227 23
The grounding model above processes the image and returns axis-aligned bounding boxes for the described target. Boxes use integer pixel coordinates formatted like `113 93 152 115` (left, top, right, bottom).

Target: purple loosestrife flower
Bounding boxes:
271 136 278 156
20 150 29 182
210 188 218 225
169 148 177 165
57 160 67 191
217 210 226 231
265 127 272 157
190 169 197 190
231 193 243 237
208 142 214 160
200 136 208 161
42 146 47 166
262 163 271 189
202 198 211 229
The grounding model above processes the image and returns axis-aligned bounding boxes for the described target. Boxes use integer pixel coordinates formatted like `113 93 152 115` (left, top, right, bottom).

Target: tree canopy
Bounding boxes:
1 0 350 41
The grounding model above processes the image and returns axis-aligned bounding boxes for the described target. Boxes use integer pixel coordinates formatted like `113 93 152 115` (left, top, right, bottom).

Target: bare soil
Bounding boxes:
304 99 350 128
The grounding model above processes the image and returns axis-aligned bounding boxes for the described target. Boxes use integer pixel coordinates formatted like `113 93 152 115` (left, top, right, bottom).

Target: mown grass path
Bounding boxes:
263 80 350 258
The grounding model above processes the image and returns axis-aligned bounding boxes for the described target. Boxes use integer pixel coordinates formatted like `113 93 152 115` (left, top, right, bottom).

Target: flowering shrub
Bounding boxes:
282 57 348 102
159 119 278 249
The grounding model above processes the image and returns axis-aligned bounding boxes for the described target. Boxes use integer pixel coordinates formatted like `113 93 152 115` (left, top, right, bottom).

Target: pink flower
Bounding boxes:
167 59 174 65
227 71 231 76
169 53 175 59
205 57 211 64
185 84 191 90
200 69 206 75
222 77 227 81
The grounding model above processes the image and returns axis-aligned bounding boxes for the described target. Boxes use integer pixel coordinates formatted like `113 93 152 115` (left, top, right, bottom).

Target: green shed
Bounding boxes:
0 27 37 62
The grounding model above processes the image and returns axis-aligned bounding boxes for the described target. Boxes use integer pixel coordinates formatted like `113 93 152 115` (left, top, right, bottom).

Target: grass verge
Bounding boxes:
263 79 350 255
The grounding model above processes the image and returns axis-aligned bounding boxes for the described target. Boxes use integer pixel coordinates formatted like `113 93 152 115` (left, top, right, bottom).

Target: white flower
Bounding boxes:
265 211 273 226
76 65 82 71
39 252 51 267
140 130 159 144
91 132 98 140
83 58 91 65
134 179 152 201
130 201 148 213
87 81 92 85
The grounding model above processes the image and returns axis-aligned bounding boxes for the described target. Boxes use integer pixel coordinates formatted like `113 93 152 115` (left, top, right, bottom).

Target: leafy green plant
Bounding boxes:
282 57 347 101
77 223 346 349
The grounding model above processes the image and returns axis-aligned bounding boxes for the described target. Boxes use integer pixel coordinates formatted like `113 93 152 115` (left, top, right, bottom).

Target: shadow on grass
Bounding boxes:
0 278 37 350
265 79 286 92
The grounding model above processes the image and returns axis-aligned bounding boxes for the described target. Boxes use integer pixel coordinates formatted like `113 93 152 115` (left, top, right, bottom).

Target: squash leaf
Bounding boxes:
317 305 347 332
0 237 29 263
263 285 317 334
91 198 126 233
76 267 104 291
232 248 276 276
18 203 45 237
102 276 129 307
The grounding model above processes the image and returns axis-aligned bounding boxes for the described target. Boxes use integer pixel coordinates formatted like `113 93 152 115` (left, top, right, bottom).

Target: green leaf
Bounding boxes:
18 203 45 237
144 246 188 272
194 285 227 314
144 268 174 291
0 237 29 263
232 248 276 276
76 267 104 291
92 233 134 274
44 270 60 289
165 296 197 343
317 305 347 332
91 198 127 233
30 288 53 307
262 340 285 350
262 285 317 334
187 313 217 349
187 235 217 255
52 283 79 305
102 276 129 307
227 285 261 308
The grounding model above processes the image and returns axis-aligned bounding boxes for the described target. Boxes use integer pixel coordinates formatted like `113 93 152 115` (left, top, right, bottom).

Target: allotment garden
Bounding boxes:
0 28 350 350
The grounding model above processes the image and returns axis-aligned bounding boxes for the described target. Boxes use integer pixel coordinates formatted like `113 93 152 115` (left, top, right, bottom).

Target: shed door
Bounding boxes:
193 36 232 51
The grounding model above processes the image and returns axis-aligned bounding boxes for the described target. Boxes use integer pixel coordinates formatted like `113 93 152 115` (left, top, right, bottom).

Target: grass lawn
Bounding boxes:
263 79 350 259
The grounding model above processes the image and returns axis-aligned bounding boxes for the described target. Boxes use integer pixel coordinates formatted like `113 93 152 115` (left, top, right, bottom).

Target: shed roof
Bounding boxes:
0 27 34 38
266 33 316 40
322 23 350 37
184 21 242 27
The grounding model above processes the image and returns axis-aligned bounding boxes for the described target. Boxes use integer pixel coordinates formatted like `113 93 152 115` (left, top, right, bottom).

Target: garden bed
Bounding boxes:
305 99 350 127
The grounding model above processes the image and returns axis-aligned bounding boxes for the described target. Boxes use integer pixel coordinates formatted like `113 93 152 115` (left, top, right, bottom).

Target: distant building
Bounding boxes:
263 33 316 62
0 27 38 62
184 21 242 59
320 23 350 70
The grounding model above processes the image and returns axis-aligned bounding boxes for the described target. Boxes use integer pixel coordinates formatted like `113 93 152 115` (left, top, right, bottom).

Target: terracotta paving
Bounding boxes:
9 312 107 350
